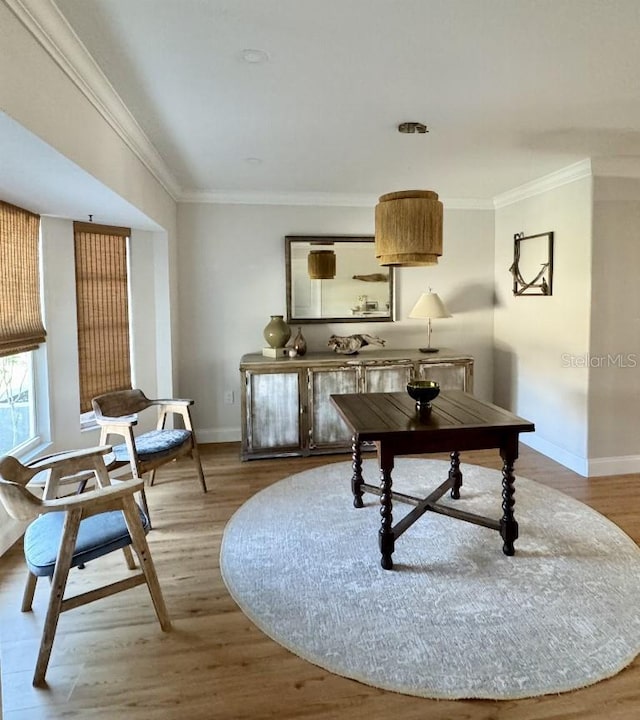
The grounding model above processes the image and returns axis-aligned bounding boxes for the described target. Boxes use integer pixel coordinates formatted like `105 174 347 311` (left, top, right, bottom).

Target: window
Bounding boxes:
0 351 35 455
0 201 45 455
74 222 132 414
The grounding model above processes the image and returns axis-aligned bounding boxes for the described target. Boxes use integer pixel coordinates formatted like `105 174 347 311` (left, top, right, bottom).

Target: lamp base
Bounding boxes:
418 347 440 353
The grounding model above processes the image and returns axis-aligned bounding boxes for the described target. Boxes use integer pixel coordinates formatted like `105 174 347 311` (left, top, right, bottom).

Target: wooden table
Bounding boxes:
330 390 535 570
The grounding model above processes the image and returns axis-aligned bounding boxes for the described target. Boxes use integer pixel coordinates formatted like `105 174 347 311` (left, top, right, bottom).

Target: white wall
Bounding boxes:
176 202 495 441
0 1 180 392
587 177 640 474
494 177 593 474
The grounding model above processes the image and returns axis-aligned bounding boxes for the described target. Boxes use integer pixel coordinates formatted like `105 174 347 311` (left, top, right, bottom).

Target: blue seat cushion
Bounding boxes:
112 429 191 463
24 505 150 577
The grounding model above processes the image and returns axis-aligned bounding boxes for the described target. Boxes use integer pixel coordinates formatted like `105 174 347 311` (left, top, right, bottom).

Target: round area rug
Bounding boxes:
220 459 640 700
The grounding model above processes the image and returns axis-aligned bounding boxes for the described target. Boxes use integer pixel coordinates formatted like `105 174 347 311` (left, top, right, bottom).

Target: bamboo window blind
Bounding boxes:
74 222 132 413
0 201 46 358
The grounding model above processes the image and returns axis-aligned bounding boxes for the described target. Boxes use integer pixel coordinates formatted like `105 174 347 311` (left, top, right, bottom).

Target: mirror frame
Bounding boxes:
285 235 396 324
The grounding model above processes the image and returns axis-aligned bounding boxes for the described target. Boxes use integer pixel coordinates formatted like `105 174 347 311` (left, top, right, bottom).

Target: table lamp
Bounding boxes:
408 289 451 353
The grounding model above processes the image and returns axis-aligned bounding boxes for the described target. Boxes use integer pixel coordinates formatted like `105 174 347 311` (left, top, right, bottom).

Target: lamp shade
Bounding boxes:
409 291 451 319
375 190 443 266
409 291 451 353
308 250 336 279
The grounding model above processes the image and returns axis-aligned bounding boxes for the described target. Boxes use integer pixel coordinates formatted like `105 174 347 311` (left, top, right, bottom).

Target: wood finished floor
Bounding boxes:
0 442 638 719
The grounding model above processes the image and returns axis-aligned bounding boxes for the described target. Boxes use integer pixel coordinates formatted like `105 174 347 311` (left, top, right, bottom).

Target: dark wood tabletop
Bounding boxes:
332 390 534 438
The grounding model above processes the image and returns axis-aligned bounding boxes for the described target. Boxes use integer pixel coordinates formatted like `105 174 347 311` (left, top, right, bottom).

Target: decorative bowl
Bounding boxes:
406 380 440 409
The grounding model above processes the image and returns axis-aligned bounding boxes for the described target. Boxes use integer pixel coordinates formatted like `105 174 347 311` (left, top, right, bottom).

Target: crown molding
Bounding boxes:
442 197 494 210
179 190 379 207
179 189 493 209
493 159 593 209
5 0 181 199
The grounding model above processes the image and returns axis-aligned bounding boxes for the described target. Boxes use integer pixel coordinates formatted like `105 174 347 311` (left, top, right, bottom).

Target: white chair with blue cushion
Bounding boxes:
0 446 171 686
92 389 208 522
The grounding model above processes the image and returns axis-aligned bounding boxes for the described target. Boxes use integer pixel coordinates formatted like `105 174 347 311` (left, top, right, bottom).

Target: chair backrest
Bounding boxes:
0 447 114 521
92 389 152 419
0 455 48 521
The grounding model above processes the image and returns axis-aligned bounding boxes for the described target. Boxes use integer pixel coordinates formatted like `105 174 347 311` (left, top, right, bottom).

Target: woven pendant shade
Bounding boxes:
375 190 443 266
308 250 336 279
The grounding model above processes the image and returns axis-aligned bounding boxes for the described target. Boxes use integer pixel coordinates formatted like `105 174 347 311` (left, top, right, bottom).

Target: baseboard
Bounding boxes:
520 434 589 477
197 427 242 444
586 454 640 477
521 435 640 478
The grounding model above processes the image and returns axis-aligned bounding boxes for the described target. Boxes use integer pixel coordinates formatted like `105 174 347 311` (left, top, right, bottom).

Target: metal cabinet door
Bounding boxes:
363 361 413 393
244 370 300 455
308 366 358 450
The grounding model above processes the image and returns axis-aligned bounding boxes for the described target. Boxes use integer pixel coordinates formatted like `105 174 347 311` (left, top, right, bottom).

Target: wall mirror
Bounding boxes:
285 235 395 323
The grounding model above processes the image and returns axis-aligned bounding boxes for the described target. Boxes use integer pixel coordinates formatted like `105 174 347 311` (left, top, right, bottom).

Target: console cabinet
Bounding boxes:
240 349 473 460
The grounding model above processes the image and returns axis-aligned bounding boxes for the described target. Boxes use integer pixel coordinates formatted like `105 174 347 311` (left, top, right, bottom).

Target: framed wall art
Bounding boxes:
509 231 554 296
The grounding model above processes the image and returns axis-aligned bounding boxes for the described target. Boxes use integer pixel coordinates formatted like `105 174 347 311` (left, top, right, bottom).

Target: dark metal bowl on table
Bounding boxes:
406 380 440 412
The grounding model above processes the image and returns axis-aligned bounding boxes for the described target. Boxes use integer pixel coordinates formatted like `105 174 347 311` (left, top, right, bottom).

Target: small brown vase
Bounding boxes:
292 327 307 356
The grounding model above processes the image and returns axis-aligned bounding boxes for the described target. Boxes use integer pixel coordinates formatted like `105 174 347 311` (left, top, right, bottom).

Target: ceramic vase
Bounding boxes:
263 315 291 348
292 326 307 356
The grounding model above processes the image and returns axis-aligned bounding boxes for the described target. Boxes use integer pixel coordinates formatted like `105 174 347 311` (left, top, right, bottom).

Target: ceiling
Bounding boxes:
0 111 162 230
9 0 640 213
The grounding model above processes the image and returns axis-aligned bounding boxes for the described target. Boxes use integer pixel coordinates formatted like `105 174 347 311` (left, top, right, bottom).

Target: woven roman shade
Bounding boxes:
74 222 132 413
0 201 46 358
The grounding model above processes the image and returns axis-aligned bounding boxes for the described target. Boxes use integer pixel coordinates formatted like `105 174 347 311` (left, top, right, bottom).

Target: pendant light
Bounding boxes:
375 190 443 266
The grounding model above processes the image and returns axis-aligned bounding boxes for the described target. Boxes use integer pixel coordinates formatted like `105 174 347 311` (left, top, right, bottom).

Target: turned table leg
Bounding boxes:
448 450 463 499
499 444 519 556
378 446 395 570
350 434 364 508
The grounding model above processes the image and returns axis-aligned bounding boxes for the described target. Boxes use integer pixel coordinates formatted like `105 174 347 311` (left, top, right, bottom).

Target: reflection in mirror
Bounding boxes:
286 236 395 323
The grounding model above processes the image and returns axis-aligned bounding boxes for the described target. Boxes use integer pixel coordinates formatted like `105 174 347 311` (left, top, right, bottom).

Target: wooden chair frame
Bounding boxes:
92 390 207 512
0 446 171 686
